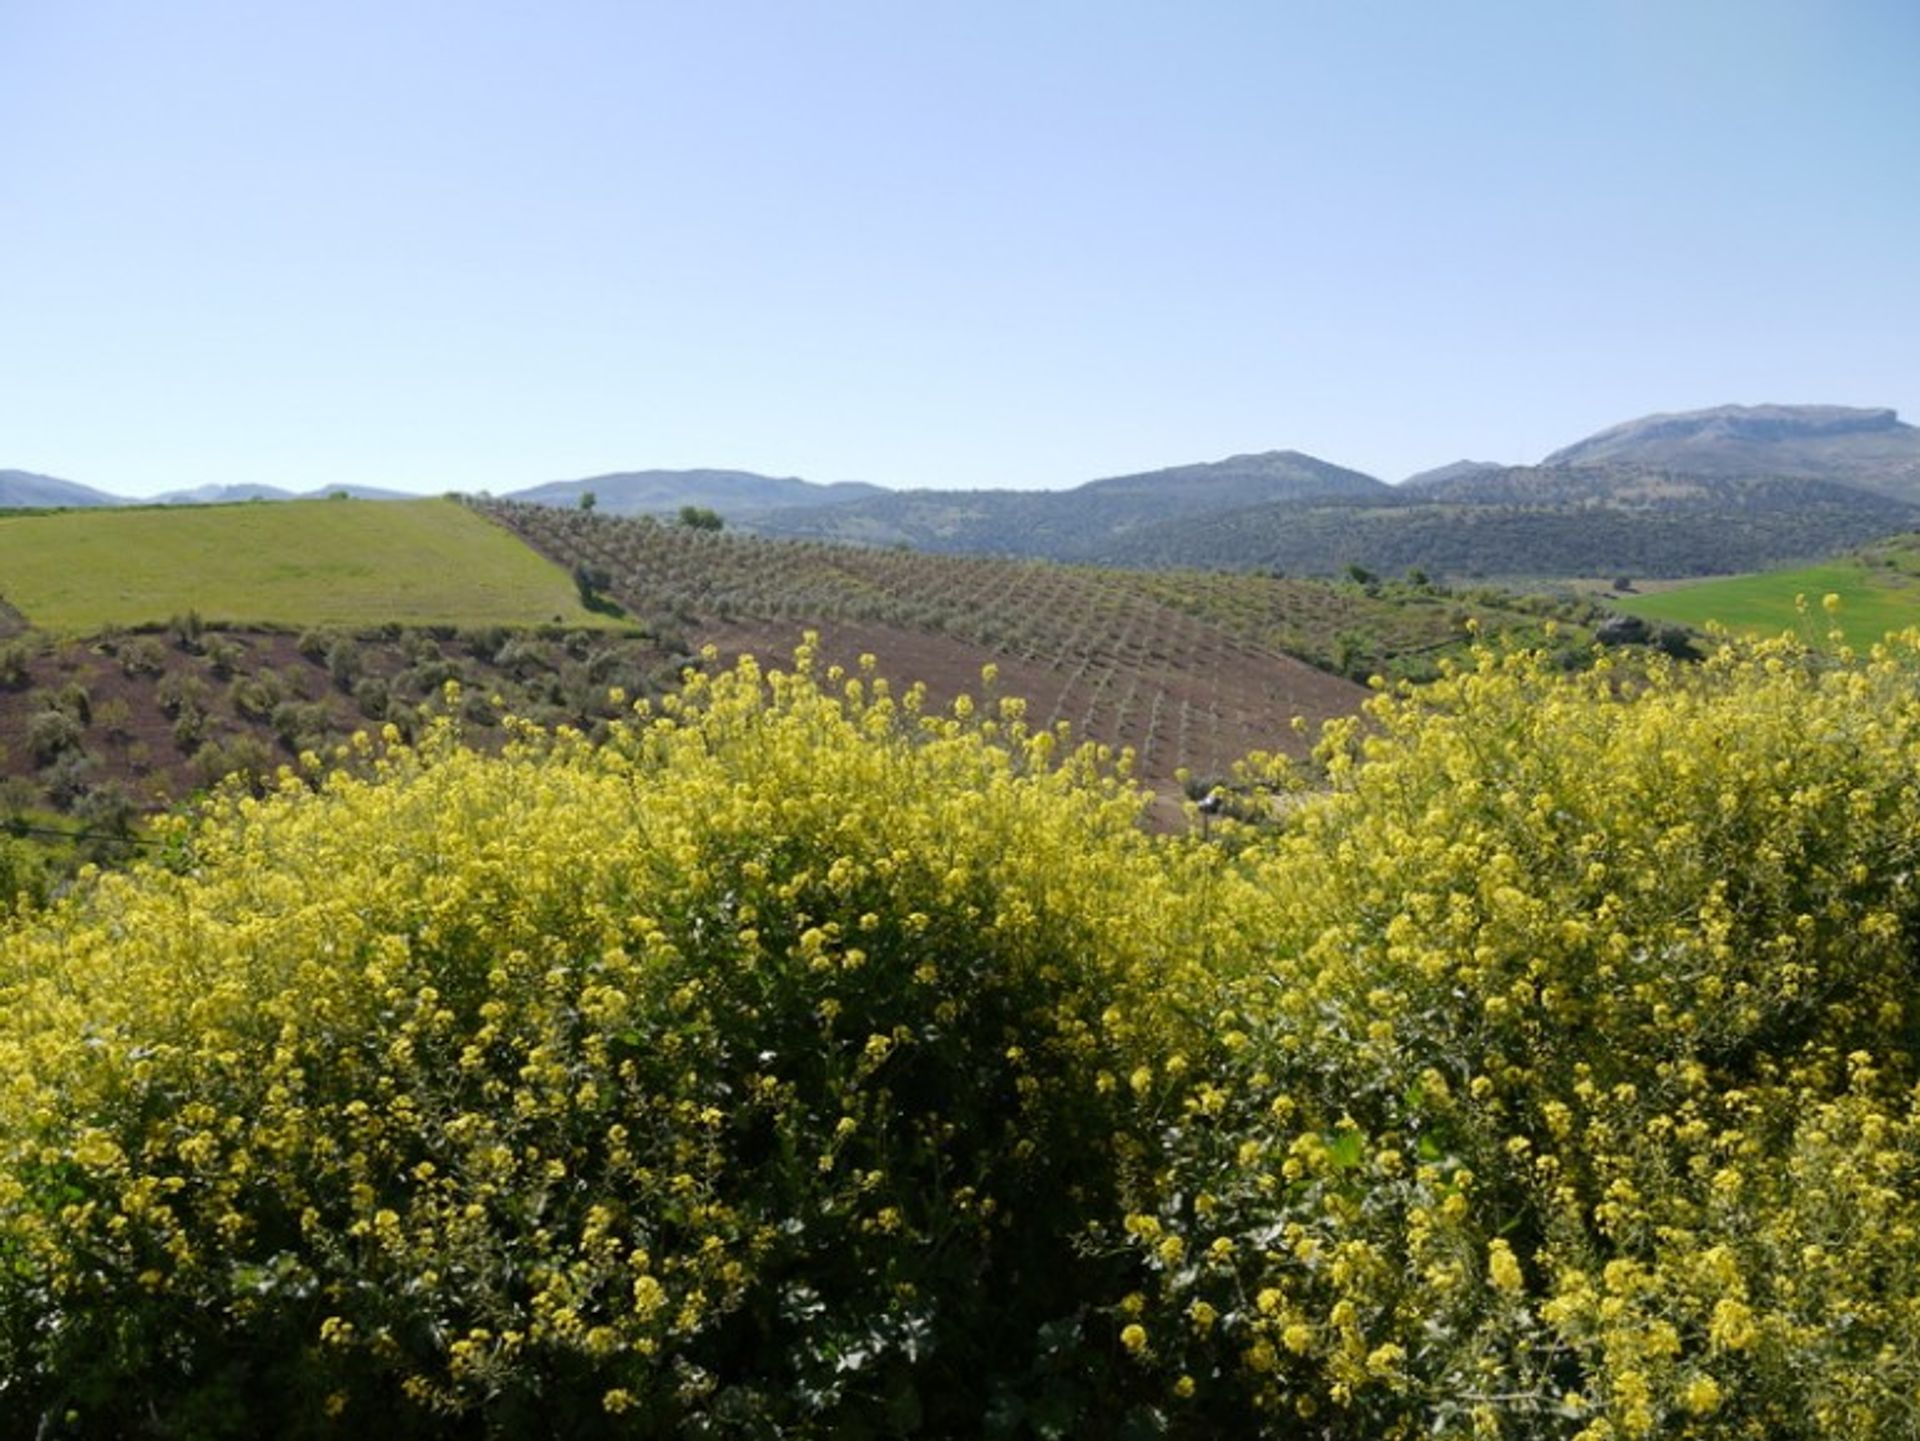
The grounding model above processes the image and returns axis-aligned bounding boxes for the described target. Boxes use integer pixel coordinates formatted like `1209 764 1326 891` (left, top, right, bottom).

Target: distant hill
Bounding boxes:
1100 467 1919 579
748 450 1389 558
1543 404 1920 501
296 484 415 501
506 469 885 517
0 470 122 509
1401 460 1504 488
1072 450 1387 505
150 483 441 504
151 483 298 504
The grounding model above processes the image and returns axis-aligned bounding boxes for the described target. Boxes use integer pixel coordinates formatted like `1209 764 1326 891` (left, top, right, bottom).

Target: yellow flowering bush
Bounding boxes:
0 643 1216 1436
4 631 1920 1437
1126 635 1920 1437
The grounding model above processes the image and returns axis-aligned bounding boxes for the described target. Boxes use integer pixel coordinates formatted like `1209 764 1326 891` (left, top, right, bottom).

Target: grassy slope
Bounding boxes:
1616 544 1920 650
0 499 606 631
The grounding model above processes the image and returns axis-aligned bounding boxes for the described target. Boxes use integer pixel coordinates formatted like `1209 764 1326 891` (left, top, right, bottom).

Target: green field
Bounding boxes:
1616 558 1920 649
0 499 607 631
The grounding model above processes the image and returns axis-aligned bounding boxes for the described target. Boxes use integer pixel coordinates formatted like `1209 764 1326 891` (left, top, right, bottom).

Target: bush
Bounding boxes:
1118 638 1920 1437
5 636 1920 1437
0 644 1198 1436
120 635 169 677
25 706 85 764
0 638 39 687
0 834 48 911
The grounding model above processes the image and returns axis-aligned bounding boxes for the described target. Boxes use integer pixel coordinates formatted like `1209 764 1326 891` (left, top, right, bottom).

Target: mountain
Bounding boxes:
1402 460 1504 488
1102 466 1919 579
151 483 298 504
505 469 886 517
1072 450 1387 505
0 470 123 509
296 484 415 501
1542 404 1920 501
747 450 1390 558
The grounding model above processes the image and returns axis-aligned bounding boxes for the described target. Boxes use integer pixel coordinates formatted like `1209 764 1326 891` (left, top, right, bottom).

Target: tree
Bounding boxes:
579 491 597 512
678 505 724 532
572 563 613 607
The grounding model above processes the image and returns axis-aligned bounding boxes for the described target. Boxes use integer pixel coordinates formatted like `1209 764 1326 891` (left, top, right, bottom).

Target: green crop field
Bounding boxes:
1616 556 1920 650
0 499 607 631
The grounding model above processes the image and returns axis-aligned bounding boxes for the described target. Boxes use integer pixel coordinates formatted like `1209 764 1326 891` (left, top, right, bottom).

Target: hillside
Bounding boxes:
506 468 885 517
745 450 1389 558
1400 459 1504 487
481 500 1607 785
1614 529 1920 649
0 496 1613 845
1099 468 1917 579
0 621 677 841
0 469 121 509
1543 403 1920 501
0 498 607 631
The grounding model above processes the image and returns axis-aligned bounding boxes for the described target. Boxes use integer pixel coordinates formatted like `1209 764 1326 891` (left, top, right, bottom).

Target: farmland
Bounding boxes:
482 501 1601 784
0 497 1618 848
1615 532 1920 649
0 498 607 631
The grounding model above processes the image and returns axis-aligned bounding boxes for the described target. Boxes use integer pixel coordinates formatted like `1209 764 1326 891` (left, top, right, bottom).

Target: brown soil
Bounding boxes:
697 617 1367 790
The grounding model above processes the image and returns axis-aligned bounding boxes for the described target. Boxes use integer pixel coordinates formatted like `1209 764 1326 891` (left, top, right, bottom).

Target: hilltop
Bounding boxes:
744 450 1389 559
1542 403 1920 500
1401 459 1504 487
0 469 121 509
505 468 885 517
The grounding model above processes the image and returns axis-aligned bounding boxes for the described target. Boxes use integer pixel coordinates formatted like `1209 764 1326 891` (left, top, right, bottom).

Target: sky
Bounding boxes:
3 1 1916 497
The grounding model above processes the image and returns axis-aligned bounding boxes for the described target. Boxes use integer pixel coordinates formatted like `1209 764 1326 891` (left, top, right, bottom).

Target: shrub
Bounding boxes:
1118 638 1920 1438
5 636 1920 1438
0 834 48 911
25 706 84 763
0 638 39 687
120 636 169 678
0 645 1203 1435
231 669 287 721
326 638 364 691
204 637 247 678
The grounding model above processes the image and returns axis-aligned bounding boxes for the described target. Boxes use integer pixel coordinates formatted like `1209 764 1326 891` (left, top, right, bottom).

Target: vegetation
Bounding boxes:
0 500 607 632
0 622 682 892
1099 473 1917 580
742 464 1916 580
481 500 1612 784
738 451 1389 562
4 633 1919 1435
484 499 1598 685
1616 531 1920 649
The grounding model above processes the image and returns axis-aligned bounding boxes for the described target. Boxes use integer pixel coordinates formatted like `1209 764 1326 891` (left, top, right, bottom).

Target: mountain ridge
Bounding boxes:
1542 403 1920 501
505 469 885 516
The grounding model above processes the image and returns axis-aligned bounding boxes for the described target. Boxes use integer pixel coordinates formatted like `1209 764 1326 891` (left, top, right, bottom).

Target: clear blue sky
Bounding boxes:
4 1 1916 495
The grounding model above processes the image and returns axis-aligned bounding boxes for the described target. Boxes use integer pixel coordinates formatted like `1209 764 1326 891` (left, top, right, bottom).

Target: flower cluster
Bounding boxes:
1124 634 1920 1438
3 631 1919 1437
